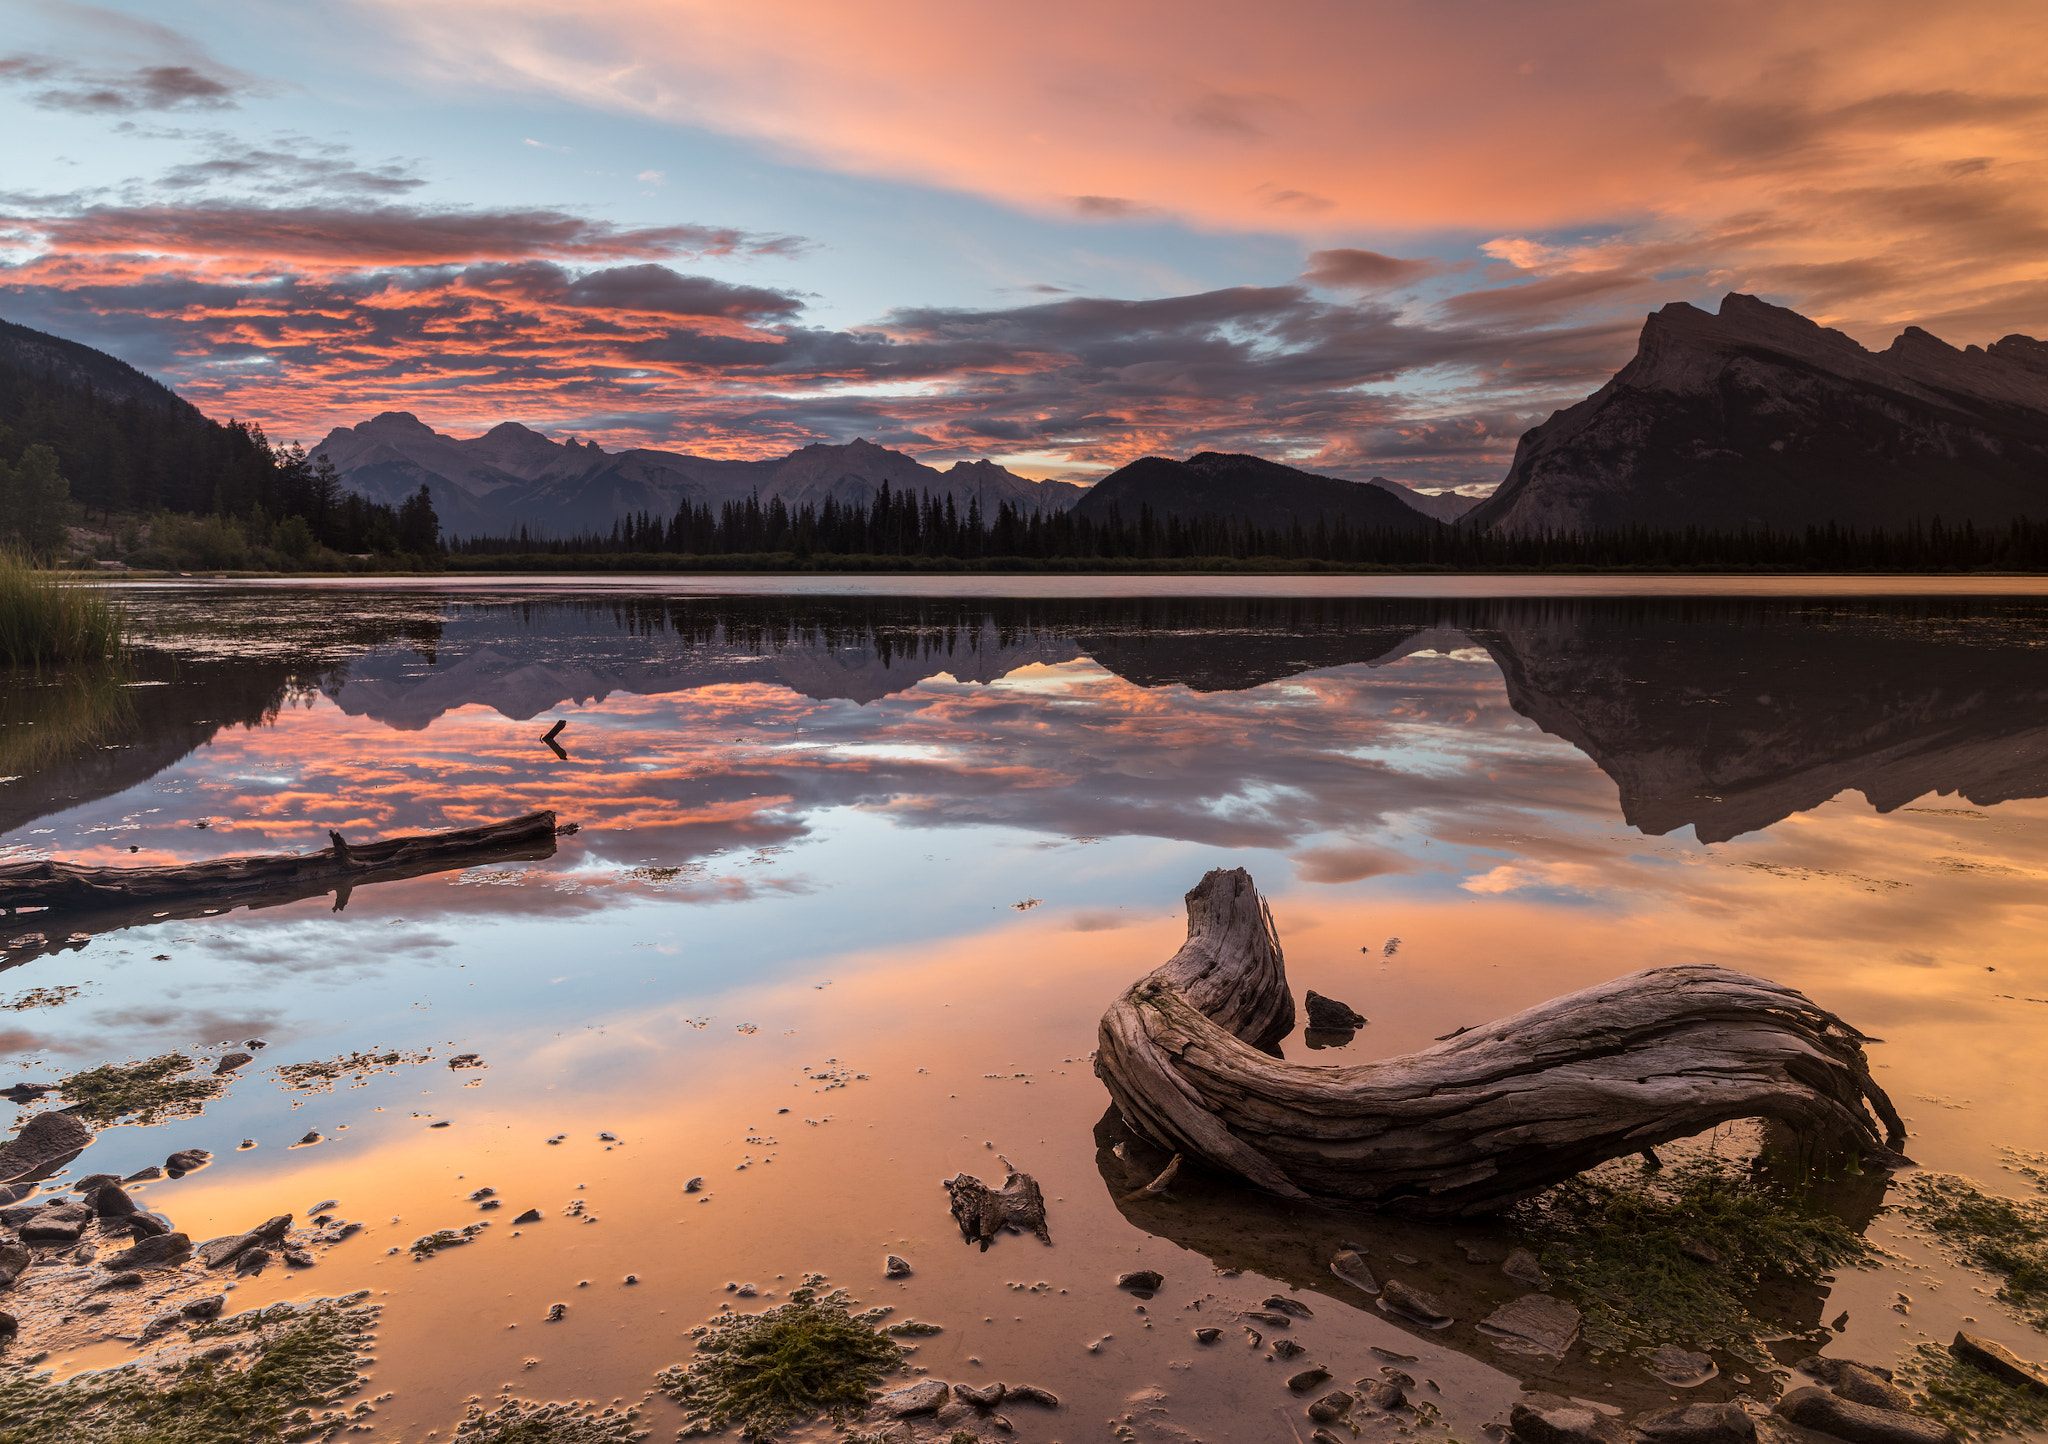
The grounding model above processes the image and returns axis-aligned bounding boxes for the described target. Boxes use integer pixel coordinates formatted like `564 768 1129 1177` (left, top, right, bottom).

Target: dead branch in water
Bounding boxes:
1095 868 1907 1218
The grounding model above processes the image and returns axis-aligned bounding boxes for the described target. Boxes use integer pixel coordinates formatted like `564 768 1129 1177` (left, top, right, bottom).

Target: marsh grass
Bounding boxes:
53 1053 225 1127
0 1294 375 1444
0 553 123 667
657 1277 907 1440
1512 1152 1872 1368
1898 1157 2048 1330
1896 1341 2048 1441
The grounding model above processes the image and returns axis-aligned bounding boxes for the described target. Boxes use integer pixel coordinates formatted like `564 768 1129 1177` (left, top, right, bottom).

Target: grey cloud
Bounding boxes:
160 138 426 197
1303 249 1442 290
1072 195 1154 218
1 53 244 112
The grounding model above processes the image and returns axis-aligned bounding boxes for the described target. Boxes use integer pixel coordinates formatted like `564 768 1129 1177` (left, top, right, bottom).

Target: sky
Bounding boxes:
4 0 2047 489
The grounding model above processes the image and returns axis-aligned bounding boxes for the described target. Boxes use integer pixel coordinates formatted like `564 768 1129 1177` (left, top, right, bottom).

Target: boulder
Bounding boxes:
1774 1388 1957 1444
164 1149 211 1176
1511 1393 1628 1444
1308 1391 1354 1424
1479 1294 1581 1358
1503 1248 1550 1288
1647 1345 1719 1388
1381 1279 1454 1327
20 1203 91 1242
1797 1359 1895 1386
102 1231 191 1269
181 1294 225 1319
1116 1269 1164 1292
91 1183 139 1217
1633 1403 1757 1444
198 1214 291 1268
1948 1333 2048 1395
1304 991 1367 1029
0 1111 93 1183
1331 1247 1379 1294
954 1382 1006 1408
0 1238 29 1287
876 1380 950 1416
1833 1365 1914 1413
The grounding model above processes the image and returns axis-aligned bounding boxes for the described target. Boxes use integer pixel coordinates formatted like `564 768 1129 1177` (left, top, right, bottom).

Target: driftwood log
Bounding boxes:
1095 868 1908 1218
0 811 562 922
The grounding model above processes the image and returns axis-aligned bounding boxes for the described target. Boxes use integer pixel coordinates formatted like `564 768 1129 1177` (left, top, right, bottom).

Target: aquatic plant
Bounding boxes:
54 1052 225 1126
1512 1152 1872 1368
0 661 134 777
452 1397 647 1443
1896 1341 2048 1441
0 552 123 667
1897 1166 2048 1329
0 1294 376 1444
656 1277 907 1440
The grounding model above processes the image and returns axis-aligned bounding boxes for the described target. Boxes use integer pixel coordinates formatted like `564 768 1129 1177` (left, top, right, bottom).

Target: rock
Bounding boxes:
1117 1269 1164 1292
182 1294 225 1319
124 1213 170 1238
1479 1294 1582 1359
1273 1338 1307 1359
235 1247 272 1275
1304 991 1367 1029
164 1149 211 1176
1195 1327 1221 1343
877 1380 951 1416
1288 1367 1333 1392
124 1166 164 1182
1949 1333 2048 1394
1797 1359 1895 1386
1647 1345 1720 1388
1634 1403 1757 1444
1363 1380 1408 1411
198 1215 291 1268
684 1177 704 1193
0 1111 93 1183
1774 1388 1958 1444
1314 1432 1345 1444
512 1208 541 1224
98 1270 144 1289
1331 1247 1379 1294
1679 1238 1723 1267
283 1248 315 1267
102 1231 191 1269
0 1311 13 1334
1008 1385 1059 1407
91 1184 139 1217
72 1173 122 1193
955 1382 1006 1408
1381 1279 1454 1327
1262 1294 1314 1318
1242 1310 1291 1327
21 1204 91 1242
1309 1390 1355 1423
886 1254 912 1278
1510 1393 1628 1444
1503 1248 1549 1288
1833 1366 1914 1413
215 1052 254 1074
0 1239 29 1287
1459 1240 1496 1264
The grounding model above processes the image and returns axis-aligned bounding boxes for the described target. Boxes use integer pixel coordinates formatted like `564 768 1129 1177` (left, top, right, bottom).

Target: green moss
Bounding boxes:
1895 1341 2048 1441
1896 1168 2048 1330
1511 1153 1871 1369
53 1053 223 1126
0 1293 376 1444
656 1277 908 1440
411 1223 488 1259
274 1050 428 1095
451 1398 646 1443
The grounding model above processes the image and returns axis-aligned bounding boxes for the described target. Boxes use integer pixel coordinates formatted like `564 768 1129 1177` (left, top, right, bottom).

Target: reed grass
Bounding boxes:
0 552 124 666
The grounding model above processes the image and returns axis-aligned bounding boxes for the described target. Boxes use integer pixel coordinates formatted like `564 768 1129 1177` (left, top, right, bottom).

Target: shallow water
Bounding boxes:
4 582 2048 1442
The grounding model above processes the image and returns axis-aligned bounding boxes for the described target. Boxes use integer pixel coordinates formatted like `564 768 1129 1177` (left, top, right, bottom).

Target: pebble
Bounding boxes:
1287 1367 1332 1392
886 1255 912 1278
1379 1279 1454 1328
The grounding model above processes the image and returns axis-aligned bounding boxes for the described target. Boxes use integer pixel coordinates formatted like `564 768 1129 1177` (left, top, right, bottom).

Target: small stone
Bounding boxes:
1362 1379 1408 1411
98 1270 144 1288
1380 1279 1454 1327
283 1248 316 1267
886 1254 912 1277
954 1382 1006 1408
1797 1359 1896 1385
1774 1387 1958 1444
1262 1294 1314 1318
215 1052 254 1075
1503 1248 1549 1288
1008 1385 1059 1407
1309 1390 1355 1424
91 1184 139 1217
0 1312 14 1335
1633 1403 1756 1444
1948 1333 2048 1395
1509 1392 1628 1444
1195 1328 1221 1343
1288 1367 1333 1392
513 1209 542 1224
1304 991 1366 1029
1314 1431 1345 1444
684 1177 704 1193
234 1246 272 1275
1273 1338 1307 1359
877 1379 951 1416
1479 1294 1581 1359
545 1303 567 1321
124 1213 170 1238
123 1166 164 1183
1834 1365 1914 1413
21 1206 90 1242
1117 1270 1164 1292
1242 1310 1290 1327
182 1294 225 1319
1647 1345 1719 1389
1331 1248 1379 1294
103 1232 191 1269
164 1149 210 1176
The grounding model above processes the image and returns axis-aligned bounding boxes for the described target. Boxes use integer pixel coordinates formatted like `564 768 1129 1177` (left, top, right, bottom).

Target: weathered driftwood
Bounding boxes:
1095 868 1908 1218
0 811 562 921
944 1161 1051 1250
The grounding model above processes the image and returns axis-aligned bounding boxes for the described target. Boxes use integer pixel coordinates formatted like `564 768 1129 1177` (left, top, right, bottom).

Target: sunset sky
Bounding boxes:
6 0 2047 487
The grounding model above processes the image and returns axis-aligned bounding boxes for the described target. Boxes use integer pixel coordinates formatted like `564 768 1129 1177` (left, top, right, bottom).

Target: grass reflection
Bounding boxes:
0 661 136 779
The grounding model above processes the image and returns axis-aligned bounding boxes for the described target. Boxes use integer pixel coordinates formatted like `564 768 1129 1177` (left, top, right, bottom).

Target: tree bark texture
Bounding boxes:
1095 868 1907 1218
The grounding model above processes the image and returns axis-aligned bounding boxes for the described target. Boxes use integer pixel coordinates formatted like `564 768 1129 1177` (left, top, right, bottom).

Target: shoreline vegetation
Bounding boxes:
0 552 123 666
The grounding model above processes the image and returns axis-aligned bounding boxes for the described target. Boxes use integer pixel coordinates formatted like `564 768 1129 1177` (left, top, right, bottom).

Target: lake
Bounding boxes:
4 578 2047 1443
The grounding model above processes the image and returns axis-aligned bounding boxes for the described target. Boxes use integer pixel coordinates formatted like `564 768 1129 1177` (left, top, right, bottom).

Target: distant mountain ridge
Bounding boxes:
1074 452 1446 532
312 412 1087 538
1469 293 2048 534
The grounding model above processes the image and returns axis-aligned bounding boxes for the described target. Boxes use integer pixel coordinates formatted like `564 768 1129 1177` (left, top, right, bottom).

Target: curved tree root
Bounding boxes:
1095 868 1908 1218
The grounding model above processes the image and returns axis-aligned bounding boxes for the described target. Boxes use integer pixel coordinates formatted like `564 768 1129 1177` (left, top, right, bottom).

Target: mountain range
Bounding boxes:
309 412 1090 538
1073 452 1461 532
1469 293 2048 533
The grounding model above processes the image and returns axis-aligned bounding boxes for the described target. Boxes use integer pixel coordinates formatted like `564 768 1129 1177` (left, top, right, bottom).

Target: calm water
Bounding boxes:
5 581 2048 1441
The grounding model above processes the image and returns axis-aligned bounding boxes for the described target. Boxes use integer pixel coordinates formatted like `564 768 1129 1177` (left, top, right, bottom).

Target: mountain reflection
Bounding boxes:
8 593 2048 848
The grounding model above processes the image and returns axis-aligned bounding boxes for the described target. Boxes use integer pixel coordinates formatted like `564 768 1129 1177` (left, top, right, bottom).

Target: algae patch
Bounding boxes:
452 1397 647 1443
1896 1163 2048 1331
657 1276 908 1440
1896 1341 2048 1441
49 1052 223 1126
275 1048 432 1096
0 1293 376 1444
1511 1152 1871 1369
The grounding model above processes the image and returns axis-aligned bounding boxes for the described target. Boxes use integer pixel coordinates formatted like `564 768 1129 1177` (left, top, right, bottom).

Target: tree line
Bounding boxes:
449 482 2048 572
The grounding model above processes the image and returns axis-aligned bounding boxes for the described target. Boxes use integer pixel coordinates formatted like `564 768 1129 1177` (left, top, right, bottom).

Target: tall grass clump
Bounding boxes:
0 551 124 666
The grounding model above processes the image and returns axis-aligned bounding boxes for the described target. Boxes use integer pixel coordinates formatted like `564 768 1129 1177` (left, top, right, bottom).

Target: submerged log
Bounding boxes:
1095 868 1907 1218
0 811 562 923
